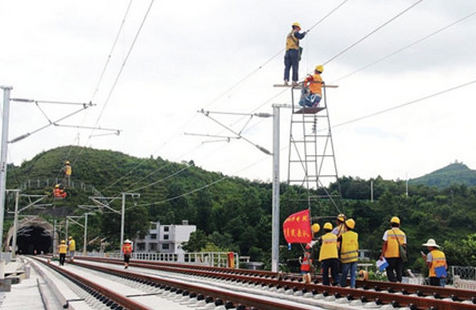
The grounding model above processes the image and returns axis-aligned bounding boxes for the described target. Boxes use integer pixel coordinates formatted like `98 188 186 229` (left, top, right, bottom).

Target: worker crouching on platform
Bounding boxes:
319 222 339 285
299 65 324 108
122 239 133 269
58 240 68 266
339 219 359 288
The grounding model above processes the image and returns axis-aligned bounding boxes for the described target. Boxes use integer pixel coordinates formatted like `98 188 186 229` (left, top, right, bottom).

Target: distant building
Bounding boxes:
133 220 196 254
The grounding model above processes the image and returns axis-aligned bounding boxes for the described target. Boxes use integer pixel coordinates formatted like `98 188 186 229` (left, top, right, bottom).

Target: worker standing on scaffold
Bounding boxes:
299 65 324 108
284 22 307 86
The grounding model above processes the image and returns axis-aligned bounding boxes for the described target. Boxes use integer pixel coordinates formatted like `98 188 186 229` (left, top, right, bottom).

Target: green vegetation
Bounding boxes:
5 146 476 271
409 161 476 189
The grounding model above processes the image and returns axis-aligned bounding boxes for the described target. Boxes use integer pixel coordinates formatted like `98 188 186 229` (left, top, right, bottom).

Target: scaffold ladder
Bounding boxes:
287 85 341 202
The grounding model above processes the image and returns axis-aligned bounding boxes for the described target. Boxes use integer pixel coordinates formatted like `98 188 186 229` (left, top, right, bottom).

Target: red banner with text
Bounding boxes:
283 209 312 244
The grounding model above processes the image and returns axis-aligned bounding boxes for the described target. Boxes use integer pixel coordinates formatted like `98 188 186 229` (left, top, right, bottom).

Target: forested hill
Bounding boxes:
409 161 476 189
5 146 476 270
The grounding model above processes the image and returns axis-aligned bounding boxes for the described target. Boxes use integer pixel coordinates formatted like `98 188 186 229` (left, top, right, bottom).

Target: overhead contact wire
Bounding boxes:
323 0 425 65
332 10 476 83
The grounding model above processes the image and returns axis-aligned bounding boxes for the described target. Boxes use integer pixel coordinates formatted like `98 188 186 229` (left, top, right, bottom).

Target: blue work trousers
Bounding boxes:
340 261 357 288
284 49 300 82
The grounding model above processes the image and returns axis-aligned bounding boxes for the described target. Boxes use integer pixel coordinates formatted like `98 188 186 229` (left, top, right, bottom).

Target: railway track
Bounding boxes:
71 256 476 310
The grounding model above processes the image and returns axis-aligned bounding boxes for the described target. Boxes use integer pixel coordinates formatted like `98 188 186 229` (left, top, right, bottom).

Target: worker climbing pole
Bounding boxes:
63 160 72 187
53 160 72 199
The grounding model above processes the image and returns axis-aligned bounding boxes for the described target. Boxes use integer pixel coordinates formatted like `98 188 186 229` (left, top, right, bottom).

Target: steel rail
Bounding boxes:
33 257 155 310
72 260 322 310
76 256 476 302
74 257 476 310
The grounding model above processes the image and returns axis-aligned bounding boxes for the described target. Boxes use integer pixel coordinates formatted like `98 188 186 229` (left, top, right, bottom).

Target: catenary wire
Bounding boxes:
331 9 476 83
67 0 155 182
83 1 350 195
133 77 476 207
323 0 425 65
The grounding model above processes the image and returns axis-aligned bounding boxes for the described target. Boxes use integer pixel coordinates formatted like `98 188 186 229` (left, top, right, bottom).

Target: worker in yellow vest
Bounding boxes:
380 216 406 282
58 240 68 266
68 236 76 261
284 22 307 86
339 219 359 288
421 238 447 287
319 222 339 285
64 160 72 186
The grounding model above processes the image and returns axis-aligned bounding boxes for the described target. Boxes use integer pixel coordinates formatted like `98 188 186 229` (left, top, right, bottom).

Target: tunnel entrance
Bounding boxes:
6 216 54 255
14 226 52 255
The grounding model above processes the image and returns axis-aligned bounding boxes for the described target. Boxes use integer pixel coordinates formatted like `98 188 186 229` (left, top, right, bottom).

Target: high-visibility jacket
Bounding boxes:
429 249 447 278
340 231 359 264
65 165 72 176
286 31 300 51
68 239 76 251
54 188 66 197
319 232 338 261
122 244 132 255
304 73 323 95
383 228 406 258
301 251 312 272
58 244 68 254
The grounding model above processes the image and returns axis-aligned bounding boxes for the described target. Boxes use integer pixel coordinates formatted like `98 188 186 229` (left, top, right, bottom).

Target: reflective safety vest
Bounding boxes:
65 165 72 176
286 31 300 51
58 244 68 254
122 244 132 255
340 231 359 264
301 251 312 272
68 239 76 251
384 228 405 258
429 249 446 277
319 233 338 261
305 73 323 96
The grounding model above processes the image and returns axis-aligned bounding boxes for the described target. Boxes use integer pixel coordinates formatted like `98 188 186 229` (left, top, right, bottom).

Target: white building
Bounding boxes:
133 220 196 255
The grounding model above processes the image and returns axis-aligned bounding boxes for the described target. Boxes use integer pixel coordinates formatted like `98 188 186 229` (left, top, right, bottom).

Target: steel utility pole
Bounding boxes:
0 86 12 261
83 213 93 255
11 190 20 259
271 104 281 273
120 193 140 250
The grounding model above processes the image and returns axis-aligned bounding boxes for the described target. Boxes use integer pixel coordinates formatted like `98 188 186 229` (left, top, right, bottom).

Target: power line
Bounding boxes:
68 0 155 184
90 0 134 102
323 0 425 65
135 77 476 207
331 10 476 83
331 78 476 129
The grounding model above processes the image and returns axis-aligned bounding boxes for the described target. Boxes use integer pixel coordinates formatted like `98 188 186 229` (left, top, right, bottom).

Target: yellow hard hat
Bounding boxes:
292 22 301 28
65 160 70 164
55 184 59 188
390 216 400 224
311 223 320 233
337 214 346 222
61 240 65 244
315 65 324 73
345 219 355 230
323 222 333 230
69 236 72 239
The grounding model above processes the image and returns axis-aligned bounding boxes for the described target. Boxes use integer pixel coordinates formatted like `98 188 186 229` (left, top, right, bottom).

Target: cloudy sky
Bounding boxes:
1 0 475 189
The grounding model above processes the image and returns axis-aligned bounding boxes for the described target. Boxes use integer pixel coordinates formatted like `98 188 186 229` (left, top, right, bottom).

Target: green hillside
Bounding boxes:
409 161 476 188
4 146 476 270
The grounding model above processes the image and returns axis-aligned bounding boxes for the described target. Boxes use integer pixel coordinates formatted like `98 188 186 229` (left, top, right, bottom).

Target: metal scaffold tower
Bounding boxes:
287 85 341 203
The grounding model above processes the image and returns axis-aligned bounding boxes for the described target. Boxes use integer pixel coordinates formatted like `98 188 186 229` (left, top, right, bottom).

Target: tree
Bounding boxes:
181 230 209 252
